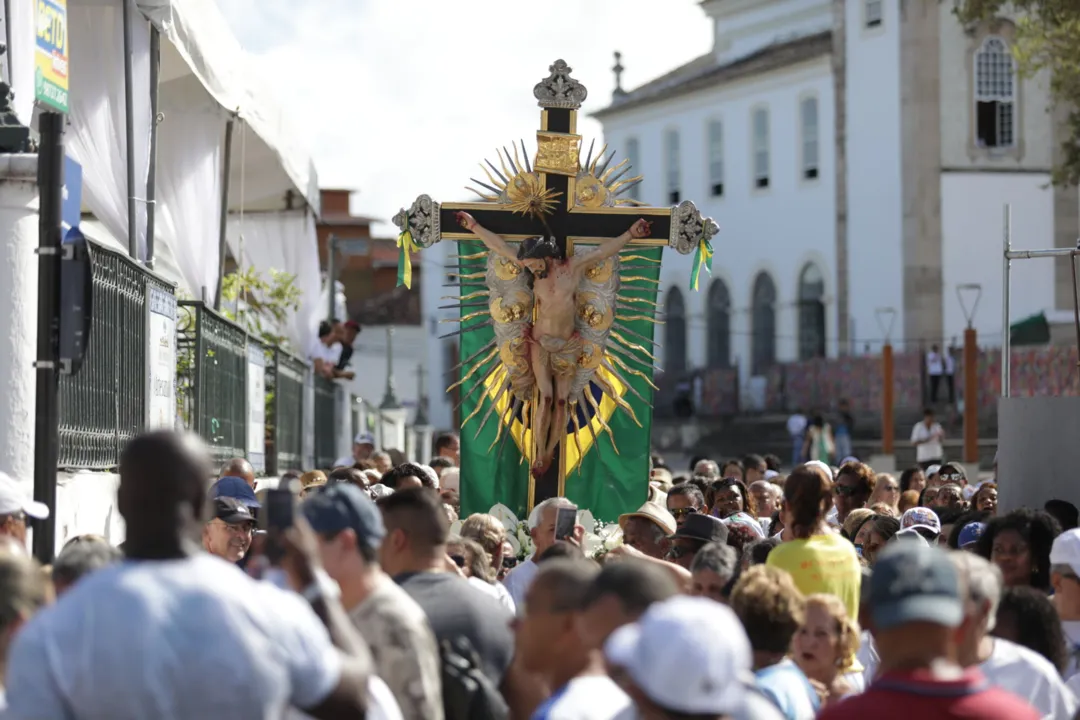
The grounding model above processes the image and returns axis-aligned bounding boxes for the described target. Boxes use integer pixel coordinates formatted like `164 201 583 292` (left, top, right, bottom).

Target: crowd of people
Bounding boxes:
0 430 1076 719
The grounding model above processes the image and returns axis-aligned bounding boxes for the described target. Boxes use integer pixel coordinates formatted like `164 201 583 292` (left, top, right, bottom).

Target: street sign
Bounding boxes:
35 0 69 113
62 155 81 235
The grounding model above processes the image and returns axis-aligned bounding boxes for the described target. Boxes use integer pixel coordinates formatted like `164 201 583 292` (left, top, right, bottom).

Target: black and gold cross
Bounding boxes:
394 60 715 510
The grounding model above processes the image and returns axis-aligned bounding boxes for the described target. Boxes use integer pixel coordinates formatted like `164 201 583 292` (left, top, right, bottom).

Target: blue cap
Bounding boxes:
210 476 261 508
301 483 385 550
869 542 963 631
958 522 987 548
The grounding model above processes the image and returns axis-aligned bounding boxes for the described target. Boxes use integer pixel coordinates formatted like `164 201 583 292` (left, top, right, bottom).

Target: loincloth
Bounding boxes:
537 333 583 378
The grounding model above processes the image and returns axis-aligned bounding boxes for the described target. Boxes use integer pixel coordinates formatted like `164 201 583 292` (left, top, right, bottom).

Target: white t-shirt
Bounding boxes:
787 413 808 438
288 677 403 720
468 577 516 615
531 674 631 719
502 558 539 609
308 338 340 366
981 637 1078 720
927 351 944 375
911 421 944 462
855 631 880 686
1061 621 1080 680
5 554 342 719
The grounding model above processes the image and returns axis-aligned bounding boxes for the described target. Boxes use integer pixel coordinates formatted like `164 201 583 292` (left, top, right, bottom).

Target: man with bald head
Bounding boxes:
5 430 378 719
220 458 255 489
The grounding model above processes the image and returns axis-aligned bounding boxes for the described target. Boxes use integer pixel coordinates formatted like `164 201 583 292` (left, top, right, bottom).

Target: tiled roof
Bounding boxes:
592 31 832 119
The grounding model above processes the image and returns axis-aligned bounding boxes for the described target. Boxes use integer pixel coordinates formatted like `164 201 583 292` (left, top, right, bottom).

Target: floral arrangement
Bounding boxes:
450 504 624 561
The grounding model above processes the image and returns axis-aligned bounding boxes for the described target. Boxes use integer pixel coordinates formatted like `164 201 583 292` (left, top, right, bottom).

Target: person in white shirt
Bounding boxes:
787 410 808 467
333 432 377 469
5 430 377 720
502 497 581 608
951 552 1077 719
926 344 945 402
0 472 50 552
1049 529 1080 682
910 408 945 469
519 560 631 719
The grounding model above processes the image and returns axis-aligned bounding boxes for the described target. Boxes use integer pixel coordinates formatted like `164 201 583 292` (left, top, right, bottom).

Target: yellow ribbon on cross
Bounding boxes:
396 217 419 289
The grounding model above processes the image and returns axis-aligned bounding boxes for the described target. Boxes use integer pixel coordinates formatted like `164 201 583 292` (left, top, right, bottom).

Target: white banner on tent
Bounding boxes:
246 344 266 473
146 287 177 430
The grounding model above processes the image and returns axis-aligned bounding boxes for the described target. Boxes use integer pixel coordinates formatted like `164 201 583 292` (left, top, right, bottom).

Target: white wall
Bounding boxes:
603 58 836 373
343 324 426 415
940 172 1054 344
420 239 456 432
55 471 125 554
845 0 904 353
705 0 832 64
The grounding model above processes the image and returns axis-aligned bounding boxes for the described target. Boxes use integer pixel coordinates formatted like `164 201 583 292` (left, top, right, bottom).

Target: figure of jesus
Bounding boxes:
455 211 652 478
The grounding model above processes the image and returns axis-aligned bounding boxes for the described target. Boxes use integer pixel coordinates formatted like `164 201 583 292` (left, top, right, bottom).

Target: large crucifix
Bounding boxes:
395 59 716 513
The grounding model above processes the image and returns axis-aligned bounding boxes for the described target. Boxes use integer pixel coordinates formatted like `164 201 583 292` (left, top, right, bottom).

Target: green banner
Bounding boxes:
457 240 661 522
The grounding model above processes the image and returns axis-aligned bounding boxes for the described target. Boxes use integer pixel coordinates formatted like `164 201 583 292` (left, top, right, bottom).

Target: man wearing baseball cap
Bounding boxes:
209 475 262 509
899 507 942 543
1050 528 1080 683
303 483 441 720
604 596 784 720
0 472 49 551
334 432 376 469
818 542 1038 719
201 497 255 563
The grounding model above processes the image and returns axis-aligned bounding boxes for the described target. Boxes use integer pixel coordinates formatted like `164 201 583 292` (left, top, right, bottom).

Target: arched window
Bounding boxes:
706 279 731 368
798 263 826 360
975 36 1015 149
751 273 776 375
664 286 687 376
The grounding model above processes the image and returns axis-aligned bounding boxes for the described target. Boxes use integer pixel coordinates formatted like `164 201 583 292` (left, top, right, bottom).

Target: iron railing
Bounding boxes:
58 241 176 469
313 375 337 468
177 301 247 465
269 348 307 474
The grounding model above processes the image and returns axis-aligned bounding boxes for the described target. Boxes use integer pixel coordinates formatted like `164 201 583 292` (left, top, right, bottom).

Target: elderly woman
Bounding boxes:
710 477 765 538
793 594 863 705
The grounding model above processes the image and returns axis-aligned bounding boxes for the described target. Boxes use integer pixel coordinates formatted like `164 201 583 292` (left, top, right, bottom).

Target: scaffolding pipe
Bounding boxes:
122 0 138 259
1001 206 1011 398
145 26 161 267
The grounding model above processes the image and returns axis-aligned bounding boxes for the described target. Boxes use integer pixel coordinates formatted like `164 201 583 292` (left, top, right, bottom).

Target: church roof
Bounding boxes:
592 31 832 119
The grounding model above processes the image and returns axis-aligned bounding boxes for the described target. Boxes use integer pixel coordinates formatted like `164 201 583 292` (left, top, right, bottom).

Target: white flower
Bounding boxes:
506 534 521 557
489 504 520 532
577 509 597 535
599 524 624 552
582 532 603 556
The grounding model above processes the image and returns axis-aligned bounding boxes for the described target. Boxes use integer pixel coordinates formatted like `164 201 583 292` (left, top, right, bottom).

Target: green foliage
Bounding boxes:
955 0 1080 185
220 267 302 350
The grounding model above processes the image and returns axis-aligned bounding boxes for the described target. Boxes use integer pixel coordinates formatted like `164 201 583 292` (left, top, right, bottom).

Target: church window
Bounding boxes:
752 108 770 189
707 119 724 197
797 263 827 360
707 279 731 368
974 36 1015 149
664 286 687 375
665 129 681 204
800 97 819 180
865 0 883 28
751 272 777 375
625 137 641 201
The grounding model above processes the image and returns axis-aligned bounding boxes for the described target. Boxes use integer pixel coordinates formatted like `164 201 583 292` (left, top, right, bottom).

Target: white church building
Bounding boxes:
594 0 1068 380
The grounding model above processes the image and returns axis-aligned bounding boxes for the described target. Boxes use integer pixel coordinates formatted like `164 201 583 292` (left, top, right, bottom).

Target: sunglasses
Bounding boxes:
940 472 964 482
450 554 466 568
502 556 518 569
834 485 859 497
671 507 700 518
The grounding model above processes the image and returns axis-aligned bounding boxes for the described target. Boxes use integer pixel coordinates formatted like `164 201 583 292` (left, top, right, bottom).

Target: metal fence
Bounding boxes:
177 301 248 465
58 241 176 469
269 348 306 474
313 375 337 468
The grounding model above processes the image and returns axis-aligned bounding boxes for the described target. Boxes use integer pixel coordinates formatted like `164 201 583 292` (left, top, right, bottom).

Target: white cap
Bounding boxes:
353 432 375 446
900 507 941 536
926 464 941 477
0 472 49 519
604 596 750 715
368 483 394 498
805 460 832 478
763 469 779 481
1050 529 1080 577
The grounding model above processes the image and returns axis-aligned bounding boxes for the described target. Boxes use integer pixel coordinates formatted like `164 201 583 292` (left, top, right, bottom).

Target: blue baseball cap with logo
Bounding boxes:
301 483 385 551
869 542 963 631
958 521 987 549
210 476 261 508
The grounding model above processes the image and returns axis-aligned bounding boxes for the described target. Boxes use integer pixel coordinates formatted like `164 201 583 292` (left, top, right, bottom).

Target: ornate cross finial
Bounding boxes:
612 51 626 97
534 59 588 110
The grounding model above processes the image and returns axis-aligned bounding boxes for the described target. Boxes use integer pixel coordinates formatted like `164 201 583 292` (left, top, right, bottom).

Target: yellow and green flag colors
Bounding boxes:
455 239 661 522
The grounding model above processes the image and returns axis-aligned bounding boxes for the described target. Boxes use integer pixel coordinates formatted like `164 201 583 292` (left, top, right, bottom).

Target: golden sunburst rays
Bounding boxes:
574 138 646 208
466 141 563 219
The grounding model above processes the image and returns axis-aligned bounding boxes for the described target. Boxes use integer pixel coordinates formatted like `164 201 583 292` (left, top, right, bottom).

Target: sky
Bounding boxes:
216 0 713 235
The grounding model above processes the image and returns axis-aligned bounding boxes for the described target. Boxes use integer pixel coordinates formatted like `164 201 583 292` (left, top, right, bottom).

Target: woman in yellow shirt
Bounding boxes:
767 463 861 620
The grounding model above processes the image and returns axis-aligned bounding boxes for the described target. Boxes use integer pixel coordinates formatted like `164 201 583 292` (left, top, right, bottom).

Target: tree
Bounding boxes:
955 0 1080 185
220 267 302 350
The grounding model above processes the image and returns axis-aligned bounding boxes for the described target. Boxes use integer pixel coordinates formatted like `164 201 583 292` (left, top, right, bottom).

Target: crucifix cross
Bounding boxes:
394 59 716 509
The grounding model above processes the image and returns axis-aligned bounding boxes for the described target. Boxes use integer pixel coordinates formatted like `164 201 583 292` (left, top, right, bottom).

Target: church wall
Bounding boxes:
844 0 904 354
940 172 1054 345
600 57 836 376
705 0 833 64
937 6 1053 173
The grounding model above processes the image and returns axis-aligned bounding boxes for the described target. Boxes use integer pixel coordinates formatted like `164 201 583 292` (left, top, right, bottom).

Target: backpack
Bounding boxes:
439 636 510 720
